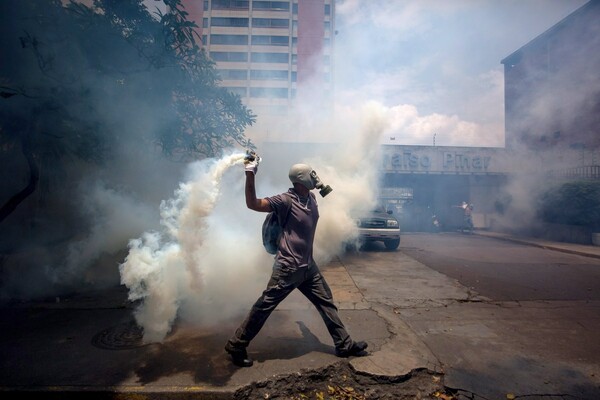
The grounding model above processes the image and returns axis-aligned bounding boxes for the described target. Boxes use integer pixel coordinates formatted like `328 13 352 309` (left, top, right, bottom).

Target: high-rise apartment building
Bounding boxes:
181 0 335 120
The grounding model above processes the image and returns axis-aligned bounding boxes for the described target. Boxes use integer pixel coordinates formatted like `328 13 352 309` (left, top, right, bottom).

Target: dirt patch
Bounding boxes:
233 361 457 399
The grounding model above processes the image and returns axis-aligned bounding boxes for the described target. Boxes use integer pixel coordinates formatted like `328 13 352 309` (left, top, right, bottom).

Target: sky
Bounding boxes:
332 0 589 148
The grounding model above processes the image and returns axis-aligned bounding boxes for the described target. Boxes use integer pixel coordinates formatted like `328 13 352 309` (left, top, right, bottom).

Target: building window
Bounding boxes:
252 18 289 29
253 1 290 11
202 35 207 45
212 0 249 9
251 35 289 46
325 4 330 15
210 51 249 62
203 18 208 28
210 34 249 45
250 69 288 80
211 17 250 27
204 1 209 11
291 54 297 64
292 3 297 14
251 52 289 63
324 21 330 31
291 71 296 82
250 87 288 98
218 69 248 80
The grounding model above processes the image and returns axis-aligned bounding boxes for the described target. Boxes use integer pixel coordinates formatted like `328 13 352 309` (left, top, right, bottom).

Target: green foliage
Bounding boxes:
0 0 255 164
538 181 600 228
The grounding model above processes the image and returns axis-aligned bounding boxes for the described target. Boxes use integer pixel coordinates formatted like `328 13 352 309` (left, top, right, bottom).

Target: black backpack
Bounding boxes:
262 193 292 254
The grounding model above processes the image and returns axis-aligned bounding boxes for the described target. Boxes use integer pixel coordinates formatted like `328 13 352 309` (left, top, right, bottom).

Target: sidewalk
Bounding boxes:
474 230 600 259
1 233 599 399
0 258 419 399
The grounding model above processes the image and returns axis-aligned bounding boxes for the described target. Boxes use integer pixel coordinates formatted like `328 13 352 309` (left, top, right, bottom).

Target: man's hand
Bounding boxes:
245 160 259 174
244 151 261 174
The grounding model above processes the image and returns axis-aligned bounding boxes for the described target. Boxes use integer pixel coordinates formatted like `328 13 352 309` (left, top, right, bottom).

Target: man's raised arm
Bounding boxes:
243 154 271 212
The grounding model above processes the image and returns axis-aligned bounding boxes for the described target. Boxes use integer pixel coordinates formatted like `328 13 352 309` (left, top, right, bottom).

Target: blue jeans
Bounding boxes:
228 262 352 352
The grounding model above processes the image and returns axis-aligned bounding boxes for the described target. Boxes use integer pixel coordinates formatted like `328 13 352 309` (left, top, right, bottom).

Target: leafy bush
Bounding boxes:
538 181 600 228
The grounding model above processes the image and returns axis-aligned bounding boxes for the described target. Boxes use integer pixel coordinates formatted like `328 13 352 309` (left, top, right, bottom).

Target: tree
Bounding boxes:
538 181 600 229
0 0 255 226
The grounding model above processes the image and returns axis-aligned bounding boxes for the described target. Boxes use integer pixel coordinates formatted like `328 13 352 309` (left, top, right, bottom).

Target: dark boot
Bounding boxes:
335 340 368 358
225 342 253 367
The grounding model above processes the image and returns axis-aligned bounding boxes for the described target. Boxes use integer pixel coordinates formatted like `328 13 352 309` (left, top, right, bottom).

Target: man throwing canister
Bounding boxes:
225 152 368 367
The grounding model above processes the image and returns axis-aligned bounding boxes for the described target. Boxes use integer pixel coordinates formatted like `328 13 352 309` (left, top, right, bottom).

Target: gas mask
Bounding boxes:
310 170 333 197
288 164 333 197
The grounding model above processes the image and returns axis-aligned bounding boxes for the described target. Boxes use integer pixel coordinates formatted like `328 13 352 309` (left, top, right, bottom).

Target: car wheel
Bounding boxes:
384 238 400 250
344 242 357 252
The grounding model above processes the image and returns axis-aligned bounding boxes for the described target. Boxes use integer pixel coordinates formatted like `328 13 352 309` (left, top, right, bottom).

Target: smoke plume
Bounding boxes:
118 95 394 342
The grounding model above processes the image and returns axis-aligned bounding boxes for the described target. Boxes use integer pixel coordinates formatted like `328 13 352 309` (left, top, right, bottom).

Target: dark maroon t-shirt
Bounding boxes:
267 189 319 268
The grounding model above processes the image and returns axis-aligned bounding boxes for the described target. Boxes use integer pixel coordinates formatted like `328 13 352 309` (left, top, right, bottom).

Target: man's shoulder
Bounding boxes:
270 191 292 200
267 192 293 211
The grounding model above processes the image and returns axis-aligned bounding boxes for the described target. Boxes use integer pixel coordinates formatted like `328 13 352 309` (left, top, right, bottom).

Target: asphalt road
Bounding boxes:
398 232 600 302
352 232 600 399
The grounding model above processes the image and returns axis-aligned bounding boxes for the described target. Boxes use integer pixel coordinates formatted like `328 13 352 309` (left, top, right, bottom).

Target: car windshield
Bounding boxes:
351 208 392 216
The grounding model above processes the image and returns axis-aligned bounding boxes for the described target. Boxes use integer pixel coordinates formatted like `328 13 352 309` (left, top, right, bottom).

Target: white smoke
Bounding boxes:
61 182 155 278
118 96 394 342
306 101 389 263
116 0 593 341
119 152 275 342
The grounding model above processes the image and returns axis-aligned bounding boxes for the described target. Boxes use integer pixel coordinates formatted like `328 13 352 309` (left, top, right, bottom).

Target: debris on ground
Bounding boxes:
233 362 457 400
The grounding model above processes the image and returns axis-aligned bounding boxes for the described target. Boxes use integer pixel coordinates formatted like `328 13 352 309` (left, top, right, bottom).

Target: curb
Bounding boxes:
474 232 600 260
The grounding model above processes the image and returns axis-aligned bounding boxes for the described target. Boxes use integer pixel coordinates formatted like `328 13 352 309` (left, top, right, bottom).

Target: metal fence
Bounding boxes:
547 165 600 180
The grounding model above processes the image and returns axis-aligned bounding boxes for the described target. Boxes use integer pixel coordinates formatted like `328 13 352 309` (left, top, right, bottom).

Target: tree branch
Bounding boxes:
0 130 40 224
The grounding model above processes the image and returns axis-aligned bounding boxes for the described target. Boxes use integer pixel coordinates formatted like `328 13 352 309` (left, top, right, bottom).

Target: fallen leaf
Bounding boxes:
433 392 455 400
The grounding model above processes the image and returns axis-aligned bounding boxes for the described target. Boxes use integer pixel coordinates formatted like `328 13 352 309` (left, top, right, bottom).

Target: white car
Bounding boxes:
353 209 401 250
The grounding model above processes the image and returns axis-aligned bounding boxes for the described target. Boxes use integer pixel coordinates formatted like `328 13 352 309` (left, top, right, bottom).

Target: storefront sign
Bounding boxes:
442 152 491 171
382 147 501 173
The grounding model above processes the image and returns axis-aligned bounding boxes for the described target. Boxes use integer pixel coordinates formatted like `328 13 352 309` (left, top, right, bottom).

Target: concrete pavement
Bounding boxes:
1 232 599 399
475 230 600 259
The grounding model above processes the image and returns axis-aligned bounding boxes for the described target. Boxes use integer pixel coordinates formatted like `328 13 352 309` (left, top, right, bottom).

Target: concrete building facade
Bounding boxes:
501 0 600 179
